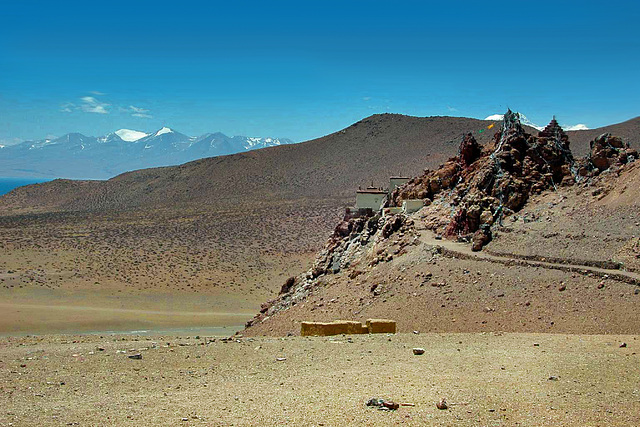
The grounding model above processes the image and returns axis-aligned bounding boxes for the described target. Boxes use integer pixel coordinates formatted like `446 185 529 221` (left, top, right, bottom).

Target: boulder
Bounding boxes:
471 226 492 252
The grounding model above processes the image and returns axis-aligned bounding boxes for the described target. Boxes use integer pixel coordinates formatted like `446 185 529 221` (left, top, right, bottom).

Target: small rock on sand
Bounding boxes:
412 348 425 355
436 398 448 410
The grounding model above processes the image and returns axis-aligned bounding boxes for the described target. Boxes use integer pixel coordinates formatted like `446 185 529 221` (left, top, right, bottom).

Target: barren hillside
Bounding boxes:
245 114 640 337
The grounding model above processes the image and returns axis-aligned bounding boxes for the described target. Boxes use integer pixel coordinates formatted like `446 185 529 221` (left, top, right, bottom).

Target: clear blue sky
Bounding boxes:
1 0 638 144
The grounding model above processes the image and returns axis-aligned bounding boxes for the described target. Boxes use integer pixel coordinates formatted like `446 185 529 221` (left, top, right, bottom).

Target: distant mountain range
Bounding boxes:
0 127 294 179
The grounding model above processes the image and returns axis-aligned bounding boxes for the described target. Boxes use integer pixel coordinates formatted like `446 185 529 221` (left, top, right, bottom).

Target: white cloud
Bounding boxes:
60 102 76 113
80 96 110 114
564 123 589 131
60 96 152 119
90 90 105 96
122 105 153 118
362 97 371 102
447 106 459 113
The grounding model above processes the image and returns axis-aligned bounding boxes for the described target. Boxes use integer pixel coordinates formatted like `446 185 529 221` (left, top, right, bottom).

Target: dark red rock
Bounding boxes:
459 133 482 167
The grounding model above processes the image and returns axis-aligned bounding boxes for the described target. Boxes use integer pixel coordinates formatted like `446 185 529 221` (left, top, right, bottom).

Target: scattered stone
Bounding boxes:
366 398 400 410
436 398 448 410
620 343 627 348
128 354 142 360
412 348 425 355
533 343 540 347
275 357 287 362
559 285 567 292
598 282 605 289
548 376 559 381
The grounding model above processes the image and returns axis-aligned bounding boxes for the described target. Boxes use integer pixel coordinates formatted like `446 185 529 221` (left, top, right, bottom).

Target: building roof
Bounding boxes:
356 188 386 194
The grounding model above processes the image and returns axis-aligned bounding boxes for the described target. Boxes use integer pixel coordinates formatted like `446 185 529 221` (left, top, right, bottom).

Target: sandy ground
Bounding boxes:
0 205 327 335
1 332 639 426
0 232 314 335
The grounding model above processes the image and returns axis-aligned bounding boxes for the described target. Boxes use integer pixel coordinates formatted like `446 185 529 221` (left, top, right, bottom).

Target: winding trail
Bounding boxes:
419 230 640 286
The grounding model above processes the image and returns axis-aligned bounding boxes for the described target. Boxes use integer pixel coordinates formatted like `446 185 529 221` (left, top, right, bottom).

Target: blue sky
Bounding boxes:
1 0 639 144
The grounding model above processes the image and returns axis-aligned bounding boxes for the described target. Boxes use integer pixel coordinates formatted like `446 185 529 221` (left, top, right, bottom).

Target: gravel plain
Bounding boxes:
1 332 639 426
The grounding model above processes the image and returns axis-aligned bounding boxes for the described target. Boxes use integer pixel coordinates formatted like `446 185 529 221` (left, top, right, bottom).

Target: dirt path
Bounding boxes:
419 230 640 286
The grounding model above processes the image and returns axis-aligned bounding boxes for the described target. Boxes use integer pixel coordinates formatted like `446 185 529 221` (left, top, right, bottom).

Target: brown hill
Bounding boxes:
0 114 503 214
2 114 637 215
245 115 640 337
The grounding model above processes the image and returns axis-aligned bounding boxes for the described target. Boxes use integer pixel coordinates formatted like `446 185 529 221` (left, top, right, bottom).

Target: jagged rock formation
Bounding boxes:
391 110 575 248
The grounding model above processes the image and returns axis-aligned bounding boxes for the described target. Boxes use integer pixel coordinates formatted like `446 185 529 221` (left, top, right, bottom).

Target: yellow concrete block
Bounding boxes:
366 319 397 334
344 321 368 335
301 320 370 336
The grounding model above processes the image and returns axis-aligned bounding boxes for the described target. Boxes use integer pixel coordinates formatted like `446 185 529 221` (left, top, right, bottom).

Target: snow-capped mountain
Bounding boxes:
0 128 294 179
115 129 148 142
484 113 589 132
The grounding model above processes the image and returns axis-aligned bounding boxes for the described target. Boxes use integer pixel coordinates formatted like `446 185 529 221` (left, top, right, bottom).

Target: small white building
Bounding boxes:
356 188 387 211
389 176 410 196
402 199 424 214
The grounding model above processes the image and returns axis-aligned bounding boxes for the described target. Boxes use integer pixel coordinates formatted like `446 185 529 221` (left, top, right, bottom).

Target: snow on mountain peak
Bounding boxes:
485 113 589 132
564 124 589 131
155 127 173 136
116 129 148 142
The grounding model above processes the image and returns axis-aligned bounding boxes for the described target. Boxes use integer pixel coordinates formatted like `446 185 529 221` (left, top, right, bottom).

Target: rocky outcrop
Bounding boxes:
391 110 575 240
579 133 638 175
244 212 416 329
